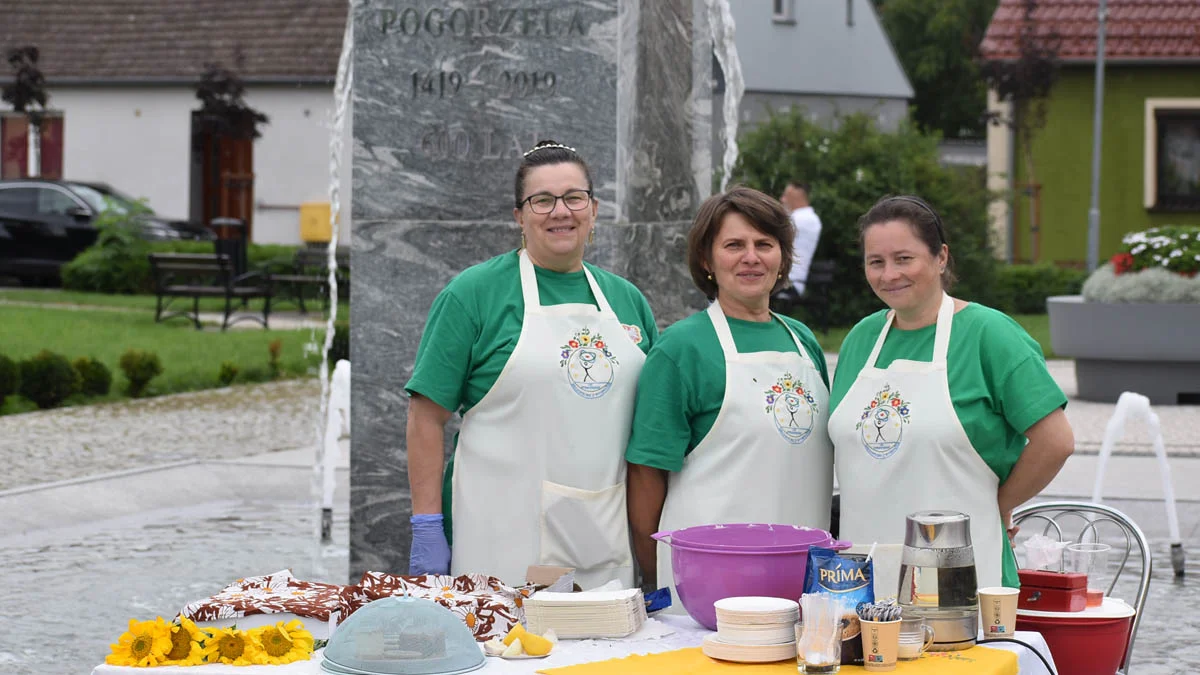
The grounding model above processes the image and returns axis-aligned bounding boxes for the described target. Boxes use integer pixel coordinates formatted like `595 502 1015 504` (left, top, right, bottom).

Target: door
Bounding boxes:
190 112 255 240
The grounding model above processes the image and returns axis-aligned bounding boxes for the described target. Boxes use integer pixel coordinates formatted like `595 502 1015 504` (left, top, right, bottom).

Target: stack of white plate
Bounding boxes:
702 596 799 663
524 588 646 639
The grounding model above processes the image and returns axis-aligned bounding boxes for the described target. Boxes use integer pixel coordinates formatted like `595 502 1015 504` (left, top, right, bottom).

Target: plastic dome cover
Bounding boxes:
321 596 485 675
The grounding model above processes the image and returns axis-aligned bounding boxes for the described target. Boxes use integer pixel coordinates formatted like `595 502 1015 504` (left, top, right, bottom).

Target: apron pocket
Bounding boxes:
539 480 632 572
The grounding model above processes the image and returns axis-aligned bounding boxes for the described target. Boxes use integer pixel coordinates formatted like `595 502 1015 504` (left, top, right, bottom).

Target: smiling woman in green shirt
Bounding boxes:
828 195 1074 593
625 187 833 605
404 140 657 588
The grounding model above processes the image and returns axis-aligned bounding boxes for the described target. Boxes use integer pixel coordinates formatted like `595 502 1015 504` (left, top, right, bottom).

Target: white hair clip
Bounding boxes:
523 142 577 157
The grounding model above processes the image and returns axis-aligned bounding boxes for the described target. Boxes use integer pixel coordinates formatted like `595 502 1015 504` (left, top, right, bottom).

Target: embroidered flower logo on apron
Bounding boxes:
762 371 819 444
559 327 619 399
621 323 643 345
854 384 911 459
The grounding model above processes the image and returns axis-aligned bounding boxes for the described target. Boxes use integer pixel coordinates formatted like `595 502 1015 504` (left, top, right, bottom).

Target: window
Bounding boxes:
773 0 795 24
1144 98 1200 211
0 114 65 179
0 187 37 215
1156 112 1200 210
35 187 85 216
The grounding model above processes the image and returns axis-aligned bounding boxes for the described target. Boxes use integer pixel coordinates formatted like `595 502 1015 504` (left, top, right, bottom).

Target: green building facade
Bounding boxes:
1011 66 1200 265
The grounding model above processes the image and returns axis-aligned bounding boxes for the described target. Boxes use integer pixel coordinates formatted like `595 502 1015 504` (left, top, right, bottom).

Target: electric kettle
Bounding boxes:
897 510 979 651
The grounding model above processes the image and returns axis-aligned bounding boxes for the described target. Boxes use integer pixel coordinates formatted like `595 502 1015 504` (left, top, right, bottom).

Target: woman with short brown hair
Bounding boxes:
625 186 833 602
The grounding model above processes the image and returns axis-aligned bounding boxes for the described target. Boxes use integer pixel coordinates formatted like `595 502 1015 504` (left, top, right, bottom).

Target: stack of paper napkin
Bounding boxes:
524 588 646 639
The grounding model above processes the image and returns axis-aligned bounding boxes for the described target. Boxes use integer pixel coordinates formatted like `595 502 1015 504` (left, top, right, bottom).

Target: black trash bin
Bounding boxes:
211 217 247 278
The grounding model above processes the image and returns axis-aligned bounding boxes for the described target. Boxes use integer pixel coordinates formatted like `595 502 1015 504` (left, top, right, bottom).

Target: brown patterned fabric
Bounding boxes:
181 569 370 623
358 572 534 642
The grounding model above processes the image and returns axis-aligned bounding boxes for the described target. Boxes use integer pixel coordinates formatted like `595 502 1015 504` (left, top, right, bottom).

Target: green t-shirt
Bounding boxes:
404 250 658 543
625 310 830 472
830 303 1067 587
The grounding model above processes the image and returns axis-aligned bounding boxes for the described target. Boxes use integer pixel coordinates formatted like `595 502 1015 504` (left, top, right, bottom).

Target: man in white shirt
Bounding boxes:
780 180 822 295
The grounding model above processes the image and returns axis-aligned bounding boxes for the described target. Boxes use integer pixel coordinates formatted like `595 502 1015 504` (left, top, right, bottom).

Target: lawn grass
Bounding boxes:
0 305 326 415
0 287 349 317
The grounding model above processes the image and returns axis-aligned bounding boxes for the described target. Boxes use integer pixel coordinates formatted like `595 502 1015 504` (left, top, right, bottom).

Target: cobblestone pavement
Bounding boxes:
0 378 322 492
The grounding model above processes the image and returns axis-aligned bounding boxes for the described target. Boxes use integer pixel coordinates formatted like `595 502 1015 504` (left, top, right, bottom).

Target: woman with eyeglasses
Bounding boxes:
404 140 657 588
828 195 1074 592
625 187 833 603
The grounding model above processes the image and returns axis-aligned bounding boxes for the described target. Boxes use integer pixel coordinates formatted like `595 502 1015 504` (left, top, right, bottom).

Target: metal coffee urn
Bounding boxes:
897 510 979 651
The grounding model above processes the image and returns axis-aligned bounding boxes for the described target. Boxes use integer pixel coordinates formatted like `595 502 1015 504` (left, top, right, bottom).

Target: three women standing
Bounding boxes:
405 141 657 588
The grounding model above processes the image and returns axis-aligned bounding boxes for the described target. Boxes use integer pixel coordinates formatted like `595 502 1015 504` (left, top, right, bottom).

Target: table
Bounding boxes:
92 615 1057 675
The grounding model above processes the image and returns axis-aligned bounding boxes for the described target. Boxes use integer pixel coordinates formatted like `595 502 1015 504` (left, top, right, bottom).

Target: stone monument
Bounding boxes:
350 0 715 577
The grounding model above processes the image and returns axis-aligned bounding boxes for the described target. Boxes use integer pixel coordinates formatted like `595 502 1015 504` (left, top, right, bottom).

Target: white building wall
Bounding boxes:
45 84 352 246
53 87 194 219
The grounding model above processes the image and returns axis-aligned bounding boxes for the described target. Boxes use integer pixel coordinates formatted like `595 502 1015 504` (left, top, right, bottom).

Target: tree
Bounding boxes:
734 109 997 326
875 0 999 139
980 0 1061 261
194 62 269 140
2 46 50 176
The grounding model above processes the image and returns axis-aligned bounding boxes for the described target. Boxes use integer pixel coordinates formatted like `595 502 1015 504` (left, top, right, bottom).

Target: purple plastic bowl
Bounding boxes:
652 523 850 631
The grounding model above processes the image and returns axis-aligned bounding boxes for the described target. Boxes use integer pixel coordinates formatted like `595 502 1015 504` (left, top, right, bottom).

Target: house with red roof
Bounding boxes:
980 0 1200 264
0 0 349 245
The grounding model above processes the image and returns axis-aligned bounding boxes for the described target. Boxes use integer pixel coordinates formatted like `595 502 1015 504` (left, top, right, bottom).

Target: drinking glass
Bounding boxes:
1066 542 1111 607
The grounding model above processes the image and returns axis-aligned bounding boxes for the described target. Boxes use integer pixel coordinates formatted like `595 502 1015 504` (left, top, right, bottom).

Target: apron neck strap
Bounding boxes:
707 302 737 355
707 301 813 365
518 249 612 313
865 293 956 368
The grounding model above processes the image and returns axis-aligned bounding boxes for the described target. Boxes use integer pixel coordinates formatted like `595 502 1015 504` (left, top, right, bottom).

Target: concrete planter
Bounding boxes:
1047 295 1200 404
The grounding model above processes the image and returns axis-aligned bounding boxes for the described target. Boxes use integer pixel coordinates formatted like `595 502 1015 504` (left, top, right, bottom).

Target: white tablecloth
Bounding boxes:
92 614 1057 674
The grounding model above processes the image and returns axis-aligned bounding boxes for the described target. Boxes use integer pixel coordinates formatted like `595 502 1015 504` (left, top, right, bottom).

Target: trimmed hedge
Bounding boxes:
62 212 300 294
992 264 1088 315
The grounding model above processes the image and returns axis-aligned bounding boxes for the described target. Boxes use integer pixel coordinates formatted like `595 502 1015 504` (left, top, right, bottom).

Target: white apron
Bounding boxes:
829 294 1004 589
451 250 645 589
657 301 833 610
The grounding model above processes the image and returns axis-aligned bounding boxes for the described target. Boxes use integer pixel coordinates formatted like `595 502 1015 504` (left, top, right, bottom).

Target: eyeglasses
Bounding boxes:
519 189 593 214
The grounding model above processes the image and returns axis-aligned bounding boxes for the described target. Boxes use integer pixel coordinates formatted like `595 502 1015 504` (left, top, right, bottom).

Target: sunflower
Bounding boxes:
250 620 315 664
160 616 206 666
106 617 172 667
201 626 263 666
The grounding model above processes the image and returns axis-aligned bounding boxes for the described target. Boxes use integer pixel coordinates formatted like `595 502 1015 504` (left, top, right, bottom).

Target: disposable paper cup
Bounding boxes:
978 586 1020 638
860 618 900 672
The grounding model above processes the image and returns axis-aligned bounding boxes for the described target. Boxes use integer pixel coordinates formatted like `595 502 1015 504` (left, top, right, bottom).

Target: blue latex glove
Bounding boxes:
409 513 451 575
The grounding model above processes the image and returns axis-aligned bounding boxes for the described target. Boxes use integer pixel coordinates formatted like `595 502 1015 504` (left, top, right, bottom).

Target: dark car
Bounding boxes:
0 179 215 284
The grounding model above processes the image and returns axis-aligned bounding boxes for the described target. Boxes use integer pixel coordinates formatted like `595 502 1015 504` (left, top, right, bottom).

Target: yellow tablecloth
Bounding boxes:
538 646 1017 675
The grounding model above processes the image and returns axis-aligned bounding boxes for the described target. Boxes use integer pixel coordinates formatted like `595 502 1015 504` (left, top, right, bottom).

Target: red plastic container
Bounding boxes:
1016 611 1134 675
1018 568 1087 612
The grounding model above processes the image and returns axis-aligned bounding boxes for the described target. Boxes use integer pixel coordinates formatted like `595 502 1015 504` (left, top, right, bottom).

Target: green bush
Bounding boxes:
733 110 997 327
62 221 303 294
72 356 113 397
18 350 81 409
61 211 153 294
0 354 19 402
992 264 1088 314
218 361 240 386
119 349 164 397
327 321 350 364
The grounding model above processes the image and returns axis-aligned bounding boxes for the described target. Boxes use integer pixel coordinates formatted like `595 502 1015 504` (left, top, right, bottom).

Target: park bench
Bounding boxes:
147 253 272 330
270 247 350 314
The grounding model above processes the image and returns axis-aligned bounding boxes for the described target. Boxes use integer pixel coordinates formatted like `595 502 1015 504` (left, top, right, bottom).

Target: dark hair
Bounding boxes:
857 194 956 288
687 186 795 300
787 180 811 196
513 139 594 208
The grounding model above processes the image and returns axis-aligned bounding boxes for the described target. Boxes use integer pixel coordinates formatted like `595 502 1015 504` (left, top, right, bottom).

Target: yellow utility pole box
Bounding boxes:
300 201 333 243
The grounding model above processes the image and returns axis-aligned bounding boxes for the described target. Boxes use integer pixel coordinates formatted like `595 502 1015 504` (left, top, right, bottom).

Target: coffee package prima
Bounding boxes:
803 547 875 666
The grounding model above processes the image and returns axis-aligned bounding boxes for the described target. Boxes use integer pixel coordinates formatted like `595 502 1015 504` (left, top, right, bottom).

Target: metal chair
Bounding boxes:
1013 500 1152 675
